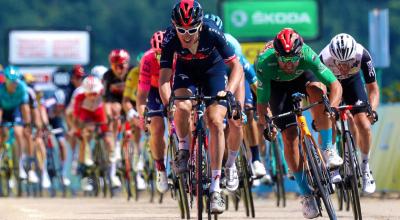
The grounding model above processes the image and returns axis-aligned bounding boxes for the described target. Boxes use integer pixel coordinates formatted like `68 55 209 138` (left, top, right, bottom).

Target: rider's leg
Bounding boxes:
206 103 227 193
149 116 166 171
307 81 343 168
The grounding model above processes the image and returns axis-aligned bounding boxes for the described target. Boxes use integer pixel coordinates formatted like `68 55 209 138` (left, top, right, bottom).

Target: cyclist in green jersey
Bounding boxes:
256 28 343 219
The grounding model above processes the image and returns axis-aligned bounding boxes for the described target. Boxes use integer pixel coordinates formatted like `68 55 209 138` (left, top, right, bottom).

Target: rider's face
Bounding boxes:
176 24 201 48
111 62 129 77
277 59 300 74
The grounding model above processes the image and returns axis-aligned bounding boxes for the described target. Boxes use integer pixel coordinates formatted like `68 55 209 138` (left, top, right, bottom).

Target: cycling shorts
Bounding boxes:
147 86 164 117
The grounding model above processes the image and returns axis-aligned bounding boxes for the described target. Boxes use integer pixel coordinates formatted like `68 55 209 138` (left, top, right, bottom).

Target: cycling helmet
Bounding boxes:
150 31 165 52
72 65 85 78
329 33 357 62
23 73 36 85
204 14 223 30
273 28 304 56
171 0 203 27
4 66 22 82
82 75 103 94
90 65 108 79
109 49 130 64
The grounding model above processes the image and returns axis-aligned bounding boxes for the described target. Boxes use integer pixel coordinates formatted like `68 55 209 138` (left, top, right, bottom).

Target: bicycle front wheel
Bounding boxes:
304 137 337 220
344 132 362 220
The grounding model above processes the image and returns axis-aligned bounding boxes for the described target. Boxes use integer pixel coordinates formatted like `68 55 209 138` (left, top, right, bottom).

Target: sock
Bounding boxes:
110 161 117 177
178 135 190 151
293 171 312 196
250 145 261 162
210 170 221 193
155 159 166 172
361 152 370 171
225 150 238 168
320 128 333 151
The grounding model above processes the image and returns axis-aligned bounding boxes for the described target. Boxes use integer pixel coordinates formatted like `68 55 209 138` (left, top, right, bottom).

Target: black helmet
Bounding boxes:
171 0 203 27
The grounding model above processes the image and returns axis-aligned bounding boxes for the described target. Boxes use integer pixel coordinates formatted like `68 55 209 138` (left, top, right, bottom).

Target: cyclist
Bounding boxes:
41 84 71 186
90 65 108 80
256 28 343 218
0 66 39 184
159 0 243 213
204 13 269 180
120 51 147 191
23 73 55 188
319 33 379 193
64 65 85 163
136 30 171 194
73 76 120 188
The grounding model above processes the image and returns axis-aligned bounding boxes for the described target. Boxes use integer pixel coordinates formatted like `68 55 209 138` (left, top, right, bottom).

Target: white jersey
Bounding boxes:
319 43 376 83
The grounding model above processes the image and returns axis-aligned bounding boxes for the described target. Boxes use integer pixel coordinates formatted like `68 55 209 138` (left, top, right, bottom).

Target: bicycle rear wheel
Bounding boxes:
344 132 362 220
304 137 337 220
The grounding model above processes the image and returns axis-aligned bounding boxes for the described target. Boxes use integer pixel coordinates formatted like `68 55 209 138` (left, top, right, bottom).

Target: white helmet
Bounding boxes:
329 33 357 62
90 65 108 79
82 76 103 94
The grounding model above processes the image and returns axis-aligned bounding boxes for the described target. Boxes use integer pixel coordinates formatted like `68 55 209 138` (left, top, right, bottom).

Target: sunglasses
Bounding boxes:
175 25 201 35
86 92 100 97
277 55 301 63
111 63 127 69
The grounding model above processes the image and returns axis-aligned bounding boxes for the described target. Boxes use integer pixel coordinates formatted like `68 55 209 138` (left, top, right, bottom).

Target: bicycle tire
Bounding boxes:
195 131 204 220
304 137 337 220
344 132 362 220
272 139 286 207
171 133 190 219
336 182 344 211
239 142 255 218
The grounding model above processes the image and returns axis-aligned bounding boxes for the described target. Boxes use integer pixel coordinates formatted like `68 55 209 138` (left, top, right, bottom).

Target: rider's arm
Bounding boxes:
361 49 380 110
159 28 175 106
225 58 243 93
159 68 173 106
136 55 152 117
306 47 342 107
255 52 272 125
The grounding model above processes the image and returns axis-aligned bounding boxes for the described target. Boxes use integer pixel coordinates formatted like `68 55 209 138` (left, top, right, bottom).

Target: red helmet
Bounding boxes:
150 31 165 52
171 0 203 27
72 65 85 77
108 49 130 64
273 28 303 56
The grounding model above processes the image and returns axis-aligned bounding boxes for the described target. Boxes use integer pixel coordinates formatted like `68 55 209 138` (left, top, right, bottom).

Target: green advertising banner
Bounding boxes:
220 0 320 41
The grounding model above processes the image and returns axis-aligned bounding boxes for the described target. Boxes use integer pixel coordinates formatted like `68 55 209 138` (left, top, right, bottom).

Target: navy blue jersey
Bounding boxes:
160 20 236 71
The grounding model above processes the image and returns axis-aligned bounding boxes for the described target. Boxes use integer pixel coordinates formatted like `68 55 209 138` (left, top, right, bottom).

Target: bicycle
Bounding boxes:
0 122 20 197
264 92 337 220
265 133 287 208
169 88 238 220
42 127 68 197
332 103 376 220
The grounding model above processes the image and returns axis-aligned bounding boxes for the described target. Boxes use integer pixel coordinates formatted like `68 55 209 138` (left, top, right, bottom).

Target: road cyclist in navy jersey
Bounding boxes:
159 0 244 214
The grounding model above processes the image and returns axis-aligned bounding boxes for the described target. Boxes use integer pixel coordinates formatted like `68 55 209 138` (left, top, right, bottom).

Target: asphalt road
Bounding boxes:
0 192 399 220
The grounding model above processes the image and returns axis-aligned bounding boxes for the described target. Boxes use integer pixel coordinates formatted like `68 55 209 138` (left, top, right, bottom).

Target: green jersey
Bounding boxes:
255 43 337 104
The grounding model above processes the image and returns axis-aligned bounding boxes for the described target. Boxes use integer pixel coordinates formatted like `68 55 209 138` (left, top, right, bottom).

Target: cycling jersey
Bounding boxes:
103 67 133 103
123 66 140 102
66 86 84 115
0 81 29 110
319 43 376 83
225 33 257 85
73 91 107 132
27 86 39 109
161 19 236 70
43 89 66 119
256 43 337 104
138 49 159 92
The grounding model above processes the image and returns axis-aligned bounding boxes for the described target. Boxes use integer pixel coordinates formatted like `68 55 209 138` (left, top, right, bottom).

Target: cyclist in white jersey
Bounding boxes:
319 33 379 194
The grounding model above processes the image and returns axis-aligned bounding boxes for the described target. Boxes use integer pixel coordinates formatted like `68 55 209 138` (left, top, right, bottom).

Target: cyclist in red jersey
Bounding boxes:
137 30 175 193
73 76 120 188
